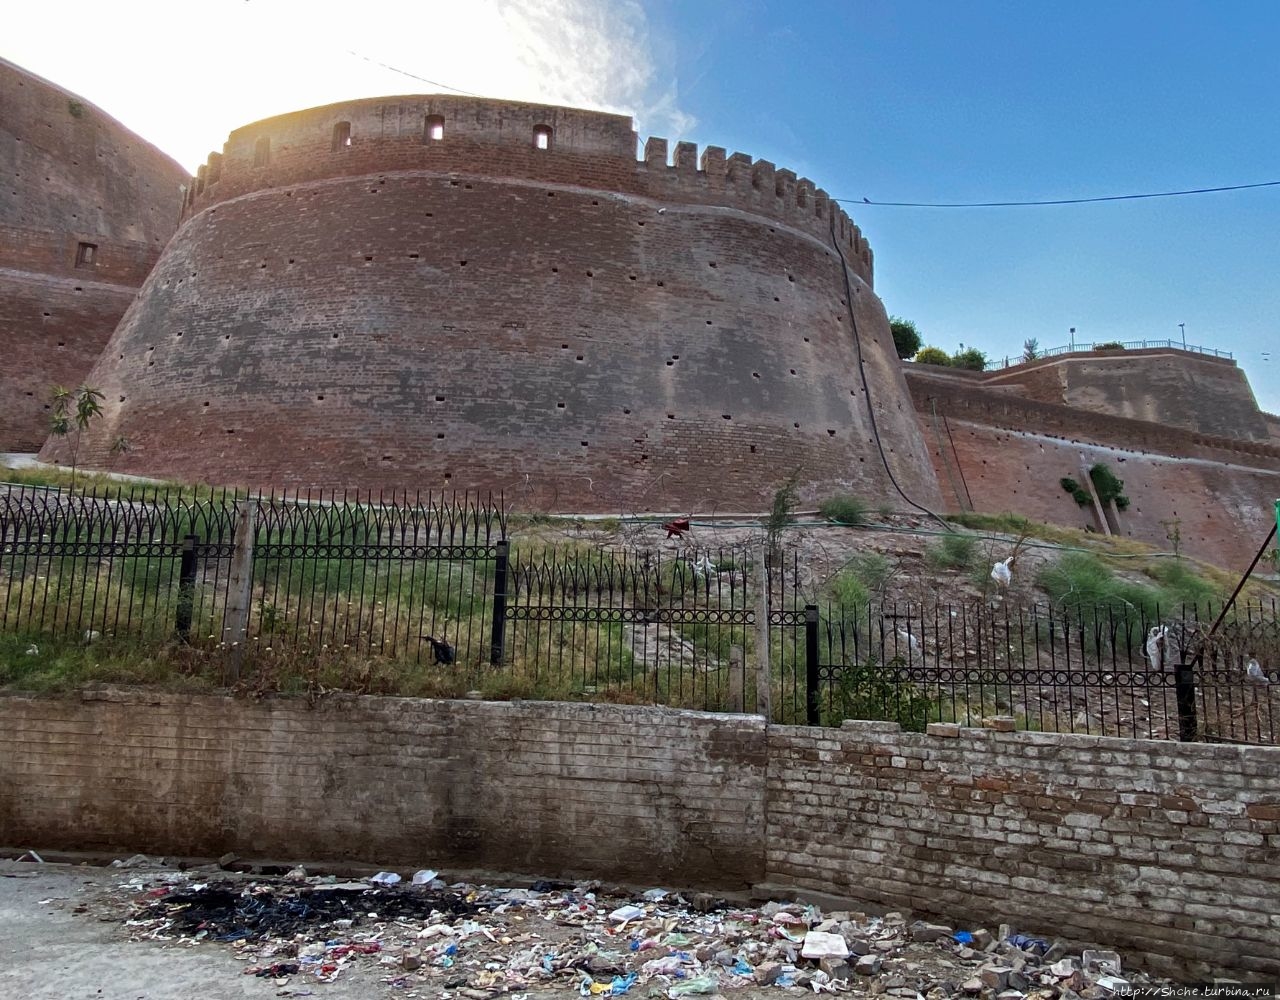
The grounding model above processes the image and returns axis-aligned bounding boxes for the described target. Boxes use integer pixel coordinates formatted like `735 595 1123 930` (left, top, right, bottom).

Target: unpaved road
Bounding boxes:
0 863 386 1000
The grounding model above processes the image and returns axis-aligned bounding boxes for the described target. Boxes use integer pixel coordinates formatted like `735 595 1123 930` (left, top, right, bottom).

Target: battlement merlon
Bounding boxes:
181 95 873 284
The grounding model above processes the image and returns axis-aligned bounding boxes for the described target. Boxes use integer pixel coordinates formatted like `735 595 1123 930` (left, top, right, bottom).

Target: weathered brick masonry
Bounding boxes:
906 362 1280 568
39 94 941 513
0 58 187 448
0 693 768 888
768 722 1280 980
1 692 1276 977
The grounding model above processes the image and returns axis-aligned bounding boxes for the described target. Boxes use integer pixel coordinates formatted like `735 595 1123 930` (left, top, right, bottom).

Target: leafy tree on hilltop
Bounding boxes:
889 316 923 360
950 346 988 371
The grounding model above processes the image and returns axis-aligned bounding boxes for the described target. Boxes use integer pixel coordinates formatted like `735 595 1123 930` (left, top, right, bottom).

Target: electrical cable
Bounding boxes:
828 217 954 531
837 179 1280 209
344 50 482 97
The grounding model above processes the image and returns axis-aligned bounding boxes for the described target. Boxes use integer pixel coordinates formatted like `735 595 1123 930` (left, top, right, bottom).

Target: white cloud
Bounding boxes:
4 0 694 171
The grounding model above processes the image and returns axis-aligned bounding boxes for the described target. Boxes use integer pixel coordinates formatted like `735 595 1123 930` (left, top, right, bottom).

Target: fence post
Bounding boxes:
224 500 257 681
755 545 771 721
727 645 744 713
175 534 198 642
805 604 820 725
490 538 509 666
1175 656 1198 742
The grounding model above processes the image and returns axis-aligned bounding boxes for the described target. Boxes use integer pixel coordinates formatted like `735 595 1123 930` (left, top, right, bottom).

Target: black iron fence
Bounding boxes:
0 486 505 668
810 598 1280 745
2 484 1276 743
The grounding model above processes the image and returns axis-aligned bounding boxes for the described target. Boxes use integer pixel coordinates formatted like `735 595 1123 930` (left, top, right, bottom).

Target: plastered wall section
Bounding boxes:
0 693 767 888
1 693 1278 978
768 722 1280 980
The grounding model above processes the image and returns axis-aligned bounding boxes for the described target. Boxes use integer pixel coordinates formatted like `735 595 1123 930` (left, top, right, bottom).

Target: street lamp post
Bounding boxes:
1179 323 1186 349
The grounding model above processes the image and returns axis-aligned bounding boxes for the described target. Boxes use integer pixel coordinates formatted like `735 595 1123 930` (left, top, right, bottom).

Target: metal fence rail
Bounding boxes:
811 598 1279 744
0 486 506 667
993 339 1233 369
2 484 1277 743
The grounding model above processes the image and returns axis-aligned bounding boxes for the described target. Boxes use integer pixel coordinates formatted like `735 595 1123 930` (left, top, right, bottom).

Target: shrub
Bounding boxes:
914 346 950 366
1089 463 1130 511
1094 341 1124 351
820 494 869 526
829 570 870 609
823 654 934 732
848 552 892 591
926 533 977 570
950 347 988 371
1060 476 1092 507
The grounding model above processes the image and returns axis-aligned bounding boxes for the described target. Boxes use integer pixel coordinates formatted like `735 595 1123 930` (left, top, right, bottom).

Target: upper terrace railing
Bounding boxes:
992 340 1233 370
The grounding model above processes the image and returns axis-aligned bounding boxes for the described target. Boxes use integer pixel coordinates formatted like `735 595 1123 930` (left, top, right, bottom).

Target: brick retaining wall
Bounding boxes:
767 721 1280 980
0 692 1276 977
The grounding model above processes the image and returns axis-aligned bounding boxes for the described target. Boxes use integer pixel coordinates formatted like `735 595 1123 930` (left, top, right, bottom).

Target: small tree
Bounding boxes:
889 316 922 360
950 346 988 371
48 384 104 488
1089 463 1130 511
1021 338 1040 362
914 346 951 366
765 471 800 562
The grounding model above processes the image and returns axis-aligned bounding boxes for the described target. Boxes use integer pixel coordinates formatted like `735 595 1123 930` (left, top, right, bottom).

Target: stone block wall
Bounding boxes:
767 722 1280 980
0 693 1276 977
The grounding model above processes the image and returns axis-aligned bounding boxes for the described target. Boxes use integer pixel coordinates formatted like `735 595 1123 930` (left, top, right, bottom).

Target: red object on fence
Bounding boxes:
663 517 691 538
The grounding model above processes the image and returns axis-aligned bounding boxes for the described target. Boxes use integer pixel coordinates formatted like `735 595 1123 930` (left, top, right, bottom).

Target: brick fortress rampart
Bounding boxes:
43 95 941 513
0 58 188 449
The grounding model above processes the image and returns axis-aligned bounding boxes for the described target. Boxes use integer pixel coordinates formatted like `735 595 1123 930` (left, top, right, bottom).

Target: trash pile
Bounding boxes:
108 863 1169 999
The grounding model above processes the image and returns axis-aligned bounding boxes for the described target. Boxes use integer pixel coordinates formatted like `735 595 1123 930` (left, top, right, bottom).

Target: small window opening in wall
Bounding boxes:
425 115 445 142
75 242 97 267
533 124 552 150
253 136 270 167
331 122 352 150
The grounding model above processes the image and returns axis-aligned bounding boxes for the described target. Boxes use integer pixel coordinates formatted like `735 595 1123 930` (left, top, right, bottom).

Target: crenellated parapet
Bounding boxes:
181 95 873 284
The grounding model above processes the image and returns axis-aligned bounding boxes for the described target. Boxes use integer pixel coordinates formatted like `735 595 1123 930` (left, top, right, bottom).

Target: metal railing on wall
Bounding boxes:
993 340 1233 370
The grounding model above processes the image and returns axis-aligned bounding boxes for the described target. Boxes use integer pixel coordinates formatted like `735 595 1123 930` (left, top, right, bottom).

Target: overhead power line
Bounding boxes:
344 50 481 97
839 179 1280 208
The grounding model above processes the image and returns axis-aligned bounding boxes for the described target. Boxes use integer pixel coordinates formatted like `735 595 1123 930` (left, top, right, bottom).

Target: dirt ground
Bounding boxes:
1 857 1177 1000
0 862 391 1000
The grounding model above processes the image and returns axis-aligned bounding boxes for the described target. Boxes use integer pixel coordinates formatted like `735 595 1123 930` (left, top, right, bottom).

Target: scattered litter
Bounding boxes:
74 863 1175 997
16 849 44 863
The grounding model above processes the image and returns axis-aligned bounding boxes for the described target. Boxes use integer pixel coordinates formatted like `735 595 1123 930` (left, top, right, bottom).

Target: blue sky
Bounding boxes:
7 0 1278 412
650 0 1280 411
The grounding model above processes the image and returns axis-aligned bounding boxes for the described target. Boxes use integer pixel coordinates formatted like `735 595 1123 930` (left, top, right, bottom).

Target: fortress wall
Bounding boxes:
910 376 1280 566
907 371 1280 466
980 350 1270 441
183 96 872 282
46 104 936 512
0 223 162 288
0 58 188 448
0 272 137 449
1264 412 1280 446
933 417 1278 567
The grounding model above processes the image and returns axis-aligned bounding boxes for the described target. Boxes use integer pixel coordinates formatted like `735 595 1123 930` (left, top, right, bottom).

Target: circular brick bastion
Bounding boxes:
42 95 942 513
